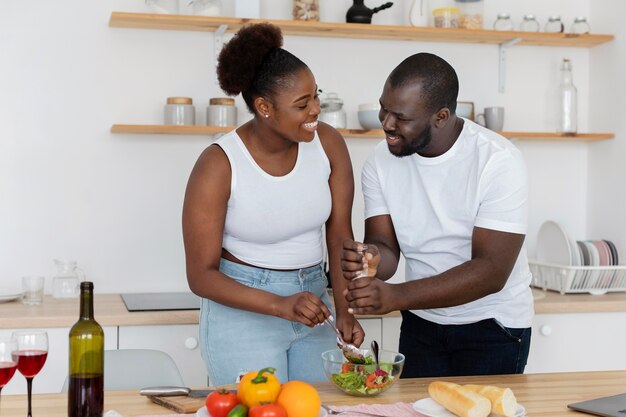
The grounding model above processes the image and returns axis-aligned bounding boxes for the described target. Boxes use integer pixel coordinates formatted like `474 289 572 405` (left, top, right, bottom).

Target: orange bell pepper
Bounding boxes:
237 367 281 407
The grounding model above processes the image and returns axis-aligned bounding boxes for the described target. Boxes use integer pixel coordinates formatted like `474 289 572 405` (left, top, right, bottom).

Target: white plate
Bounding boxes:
196 406 327 417
0 287 22 303
413 398 525 417
536 221 572 265
536 220 576 290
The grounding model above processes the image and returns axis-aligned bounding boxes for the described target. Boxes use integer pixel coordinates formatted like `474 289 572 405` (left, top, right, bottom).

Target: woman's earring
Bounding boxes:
265 114 269 118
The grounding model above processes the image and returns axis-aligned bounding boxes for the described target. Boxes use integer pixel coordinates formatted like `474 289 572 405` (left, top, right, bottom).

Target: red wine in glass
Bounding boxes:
0 337 19 415
12 331 48 417
0 362 17 387
12 351 48 378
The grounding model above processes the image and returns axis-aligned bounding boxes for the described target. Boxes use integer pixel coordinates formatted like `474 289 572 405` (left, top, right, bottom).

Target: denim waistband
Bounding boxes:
219 257 325 285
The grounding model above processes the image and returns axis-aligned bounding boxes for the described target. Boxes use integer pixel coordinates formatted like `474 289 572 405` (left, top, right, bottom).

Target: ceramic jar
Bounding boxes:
206 98 237 127
164 97 195 126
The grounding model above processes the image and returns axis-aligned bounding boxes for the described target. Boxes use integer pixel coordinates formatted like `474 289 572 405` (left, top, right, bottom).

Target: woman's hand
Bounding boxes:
276 292 331 327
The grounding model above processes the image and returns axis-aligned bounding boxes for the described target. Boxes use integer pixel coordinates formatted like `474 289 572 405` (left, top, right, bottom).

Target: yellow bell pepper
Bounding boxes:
237 367 281 407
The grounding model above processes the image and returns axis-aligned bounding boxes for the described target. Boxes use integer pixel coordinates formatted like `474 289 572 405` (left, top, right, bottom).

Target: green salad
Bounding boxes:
331 356 394 396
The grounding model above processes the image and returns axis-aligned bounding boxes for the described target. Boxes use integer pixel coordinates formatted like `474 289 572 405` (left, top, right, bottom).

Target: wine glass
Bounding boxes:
0 337 18 415
11 331 48 417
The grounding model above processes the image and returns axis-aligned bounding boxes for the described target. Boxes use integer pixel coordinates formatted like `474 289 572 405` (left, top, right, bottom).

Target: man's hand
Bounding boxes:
343 276 395 315
341 240 380 280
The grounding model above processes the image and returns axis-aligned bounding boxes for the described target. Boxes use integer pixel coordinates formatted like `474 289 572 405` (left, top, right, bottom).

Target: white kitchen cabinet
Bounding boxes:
118 324 207 387
381 316 402 352
357 318 382 351
0 326 117 395
525 312 626 374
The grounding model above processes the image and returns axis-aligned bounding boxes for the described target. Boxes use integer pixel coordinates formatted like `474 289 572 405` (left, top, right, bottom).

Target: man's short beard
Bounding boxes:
391 126 433 158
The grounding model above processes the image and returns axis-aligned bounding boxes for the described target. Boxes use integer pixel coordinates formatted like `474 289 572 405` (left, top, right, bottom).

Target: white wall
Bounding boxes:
588 1 626 256
0 0 618 295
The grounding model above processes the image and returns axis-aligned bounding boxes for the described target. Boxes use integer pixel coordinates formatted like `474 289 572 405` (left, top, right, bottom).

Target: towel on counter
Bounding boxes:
328 402 420 416
137 414 194 417
135 402 422 417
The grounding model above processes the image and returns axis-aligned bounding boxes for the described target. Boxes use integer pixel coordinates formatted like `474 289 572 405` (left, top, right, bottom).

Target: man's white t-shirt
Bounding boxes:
362 118 534 328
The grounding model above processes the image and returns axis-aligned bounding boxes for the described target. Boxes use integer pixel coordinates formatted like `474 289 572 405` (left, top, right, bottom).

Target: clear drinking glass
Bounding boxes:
0 337 18 414
12 331 48 417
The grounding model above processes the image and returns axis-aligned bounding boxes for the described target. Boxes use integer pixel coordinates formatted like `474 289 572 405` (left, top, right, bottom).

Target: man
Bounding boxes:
341 53 533 378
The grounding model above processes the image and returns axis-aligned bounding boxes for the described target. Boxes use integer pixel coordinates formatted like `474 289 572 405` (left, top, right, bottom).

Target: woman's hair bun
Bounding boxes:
217 23 284 96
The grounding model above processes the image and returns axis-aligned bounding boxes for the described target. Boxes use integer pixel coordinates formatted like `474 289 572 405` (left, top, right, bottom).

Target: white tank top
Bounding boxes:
215 130 332 269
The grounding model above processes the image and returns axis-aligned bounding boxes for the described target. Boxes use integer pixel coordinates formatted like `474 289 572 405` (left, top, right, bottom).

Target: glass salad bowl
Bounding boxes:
321 348 404 397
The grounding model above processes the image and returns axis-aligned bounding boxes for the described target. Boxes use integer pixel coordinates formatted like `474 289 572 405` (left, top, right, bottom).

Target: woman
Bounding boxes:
182 23 363 385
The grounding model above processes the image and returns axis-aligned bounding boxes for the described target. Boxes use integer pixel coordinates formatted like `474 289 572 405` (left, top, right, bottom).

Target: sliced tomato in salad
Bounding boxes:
365 373 391 389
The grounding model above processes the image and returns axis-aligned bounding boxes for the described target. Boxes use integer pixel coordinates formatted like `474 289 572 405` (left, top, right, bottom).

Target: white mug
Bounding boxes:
476 106 505 131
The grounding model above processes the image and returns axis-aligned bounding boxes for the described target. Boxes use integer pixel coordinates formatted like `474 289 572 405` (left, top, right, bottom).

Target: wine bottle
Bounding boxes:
68 281 104 417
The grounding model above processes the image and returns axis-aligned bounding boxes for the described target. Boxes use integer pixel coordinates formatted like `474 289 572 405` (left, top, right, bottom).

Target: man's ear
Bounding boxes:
432 107 450 128
254 96 272 118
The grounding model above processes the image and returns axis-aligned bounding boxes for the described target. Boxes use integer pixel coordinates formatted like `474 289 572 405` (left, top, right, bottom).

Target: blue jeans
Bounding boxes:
399 311 531 378
199 258 336 385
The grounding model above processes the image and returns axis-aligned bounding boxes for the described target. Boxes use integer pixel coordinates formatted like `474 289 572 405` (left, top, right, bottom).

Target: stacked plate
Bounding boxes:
0 287 23 303
535 221 621 294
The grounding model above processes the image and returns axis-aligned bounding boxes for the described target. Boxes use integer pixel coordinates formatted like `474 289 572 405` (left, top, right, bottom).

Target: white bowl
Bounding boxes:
358 104 382 130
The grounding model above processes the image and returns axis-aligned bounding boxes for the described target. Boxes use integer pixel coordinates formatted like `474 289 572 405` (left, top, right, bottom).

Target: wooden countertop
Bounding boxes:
2 290 626 329
3 370 626 416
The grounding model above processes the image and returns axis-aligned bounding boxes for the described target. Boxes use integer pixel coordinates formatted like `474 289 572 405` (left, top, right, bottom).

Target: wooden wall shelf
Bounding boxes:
109 12 613 47
110 124 614 142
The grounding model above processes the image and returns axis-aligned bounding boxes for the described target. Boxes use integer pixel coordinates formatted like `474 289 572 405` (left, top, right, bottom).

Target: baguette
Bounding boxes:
463 384 518 417
428 381 491 417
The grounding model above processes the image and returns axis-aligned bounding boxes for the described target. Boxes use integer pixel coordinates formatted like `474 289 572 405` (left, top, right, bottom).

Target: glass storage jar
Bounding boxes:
432 7 460 28
206 97 237 127
319 92 347 129
570 17 590 34
293 0 319 21
493 13 513 31
519 14 540 32
454 0 483 30
164 97 195 126
189 0 222 16
545 16 564 33
145 0 179 14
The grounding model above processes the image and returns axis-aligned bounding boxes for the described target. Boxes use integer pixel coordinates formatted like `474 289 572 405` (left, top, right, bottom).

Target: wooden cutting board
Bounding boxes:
149 395 205 414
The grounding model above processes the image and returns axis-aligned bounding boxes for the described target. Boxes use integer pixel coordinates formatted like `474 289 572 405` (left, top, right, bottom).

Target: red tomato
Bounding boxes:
206 389 239 417
341 364 364 374
249 403 287 417
365 373 390 389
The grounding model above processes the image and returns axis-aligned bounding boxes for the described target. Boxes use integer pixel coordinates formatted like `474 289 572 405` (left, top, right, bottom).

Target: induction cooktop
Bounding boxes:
121 292 201 312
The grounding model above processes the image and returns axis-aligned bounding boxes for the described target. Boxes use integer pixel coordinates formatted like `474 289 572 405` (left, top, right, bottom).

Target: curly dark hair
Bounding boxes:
217 23 308 114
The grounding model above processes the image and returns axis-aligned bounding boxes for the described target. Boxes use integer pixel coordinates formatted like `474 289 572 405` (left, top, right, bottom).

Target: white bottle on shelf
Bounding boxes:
410 0 429 27
557 58 578 134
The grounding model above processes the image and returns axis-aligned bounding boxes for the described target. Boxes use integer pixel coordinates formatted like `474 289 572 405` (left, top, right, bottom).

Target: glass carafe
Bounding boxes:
52 259 85 299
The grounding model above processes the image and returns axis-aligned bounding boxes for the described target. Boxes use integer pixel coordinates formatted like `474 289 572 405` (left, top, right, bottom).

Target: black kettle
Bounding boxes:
346 0 394 24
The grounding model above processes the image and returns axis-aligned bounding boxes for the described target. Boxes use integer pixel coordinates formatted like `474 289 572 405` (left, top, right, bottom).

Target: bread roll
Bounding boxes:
463 384 518 417
428 381 491 417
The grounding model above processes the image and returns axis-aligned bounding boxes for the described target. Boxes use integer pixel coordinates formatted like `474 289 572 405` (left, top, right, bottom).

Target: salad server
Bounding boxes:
325 315 365 363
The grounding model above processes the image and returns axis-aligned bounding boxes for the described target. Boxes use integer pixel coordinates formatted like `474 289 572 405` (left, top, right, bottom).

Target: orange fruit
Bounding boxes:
276 380 321 417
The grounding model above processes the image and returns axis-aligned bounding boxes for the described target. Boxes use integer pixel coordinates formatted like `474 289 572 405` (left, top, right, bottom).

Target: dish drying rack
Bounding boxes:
529 261 626 295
